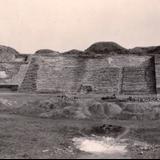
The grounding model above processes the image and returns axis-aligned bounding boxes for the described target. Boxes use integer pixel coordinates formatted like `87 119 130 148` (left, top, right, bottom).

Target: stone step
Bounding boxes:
19 57 39 92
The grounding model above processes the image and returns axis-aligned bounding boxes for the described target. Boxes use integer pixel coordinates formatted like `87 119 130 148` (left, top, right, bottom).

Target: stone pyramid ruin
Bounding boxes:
0 42 160 95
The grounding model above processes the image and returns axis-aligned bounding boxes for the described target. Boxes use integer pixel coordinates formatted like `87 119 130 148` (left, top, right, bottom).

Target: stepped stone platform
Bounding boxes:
0 42 160 95
19 57 39 93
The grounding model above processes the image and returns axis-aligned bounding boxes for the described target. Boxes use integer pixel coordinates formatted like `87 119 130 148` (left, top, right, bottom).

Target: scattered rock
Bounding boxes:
103 103 122 116
88 102 106 118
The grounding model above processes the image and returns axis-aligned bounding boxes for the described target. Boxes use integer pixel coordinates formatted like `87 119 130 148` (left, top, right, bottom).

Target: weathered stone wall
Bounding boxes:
155 55 160 93
0 62 29 86
121 57 156 95
36 55 156 95
36 56 121 94
121 68 156 95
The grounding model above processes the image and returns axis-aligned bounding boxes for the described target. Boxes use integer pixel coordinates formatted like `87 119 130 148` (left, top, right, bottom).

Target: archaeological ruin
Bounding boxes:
0 42 160 95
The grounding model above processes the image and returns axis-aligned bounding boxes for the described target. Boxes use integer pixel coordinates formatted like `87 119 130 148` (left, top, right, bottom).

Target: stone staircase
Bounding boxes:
19 57 39 92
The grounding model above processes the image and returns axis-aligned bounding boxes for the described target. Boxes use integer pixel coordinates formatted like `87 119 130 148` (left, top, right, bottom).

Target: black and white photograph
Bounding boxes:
0 0 160 159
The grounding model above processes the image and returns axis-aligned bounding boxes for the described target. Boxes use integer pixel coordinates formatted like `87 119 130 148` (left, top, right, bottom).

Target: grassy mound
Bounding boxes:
85 42 127 54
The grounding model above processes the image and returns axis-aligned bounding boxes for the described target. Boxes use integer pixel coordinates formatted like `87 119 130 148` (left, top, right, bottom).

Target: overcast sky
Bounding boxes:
0 0 160 53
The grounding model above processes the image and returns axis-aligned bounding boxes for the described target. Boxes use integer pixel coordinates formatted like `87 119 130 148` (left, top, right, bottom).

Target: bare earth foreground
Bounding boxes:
1 94 160 159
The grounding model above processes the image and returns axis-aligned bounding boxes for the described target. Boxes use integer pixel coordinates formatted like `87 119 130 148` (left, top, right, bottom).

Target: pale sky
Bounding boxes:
0 0 160 53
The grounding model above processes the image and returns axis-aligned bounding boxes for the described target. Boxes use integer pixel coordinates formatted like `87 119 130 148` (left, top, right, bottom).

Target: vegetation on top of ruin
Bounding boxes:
0 45 19 55
62 49 84 55
85 42 128 54
35 49 60 56
1 42 160 59
0 45 20 62
129 46 160 55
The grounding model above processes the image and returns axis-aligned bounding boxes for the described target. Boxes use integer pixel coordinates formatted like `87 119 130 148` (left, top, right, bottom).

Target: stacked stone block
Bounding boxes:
121 62 156 95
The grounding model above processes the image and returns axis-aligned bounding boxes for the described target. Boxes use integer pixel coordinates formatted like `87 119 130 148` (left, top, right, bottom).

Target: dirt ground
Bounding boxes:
0 94 160 159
